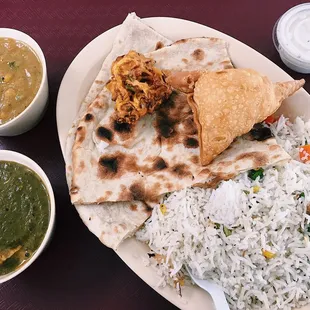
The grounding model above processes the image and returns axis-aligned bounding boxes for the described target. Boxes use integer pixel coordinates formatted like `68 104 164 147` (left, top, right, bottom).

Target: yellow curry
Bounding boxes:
0 38 42 125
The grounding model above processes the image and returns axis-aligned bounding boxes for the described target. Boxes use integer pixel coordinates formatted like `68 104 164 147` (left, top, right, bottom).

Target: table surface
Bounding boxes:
0 0 309 309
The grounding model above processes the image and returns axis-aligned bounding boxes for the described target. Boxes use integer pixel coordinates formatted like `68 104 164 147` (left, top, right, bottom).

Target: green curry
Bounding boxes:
0 37 42 125
0 161 49 275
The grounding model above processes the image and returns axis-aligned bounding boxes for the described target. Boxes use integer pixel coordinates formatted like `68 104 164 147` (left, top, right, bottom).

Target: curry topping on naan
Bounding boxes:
106 50 172 124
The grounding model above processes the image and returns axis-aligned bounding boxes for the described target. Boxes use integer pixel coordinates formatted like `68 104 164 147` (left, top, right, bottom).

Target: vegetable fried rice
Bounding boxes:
136 116 310 310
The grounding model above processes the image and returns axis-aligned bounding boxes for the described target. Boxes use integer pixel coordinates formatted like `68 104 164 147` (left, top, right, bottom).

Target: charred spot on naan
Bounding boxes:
98 153 125 179
173 38 187 45
190 155 200 165
96 126 113 142
182 58 188 64
113 120 131 132
153 157 168 170
156 91 192 141
191 48 205 61
84 113 94 122
112 119 133 141
76 126 86 144
184 137 199 148
130 204 138 211
129 182 145 200
171 164 192 178
144 204 153 216
155 41 164 50
97 152 146 181
156 115 176 139
206 172 236 188
236 152 268 168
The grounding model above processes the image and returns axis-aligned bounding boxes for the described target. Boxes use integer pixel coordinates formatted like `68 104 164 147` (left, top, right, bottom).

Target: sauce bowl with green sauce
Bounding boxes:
0 29 48 136
0 150 55 283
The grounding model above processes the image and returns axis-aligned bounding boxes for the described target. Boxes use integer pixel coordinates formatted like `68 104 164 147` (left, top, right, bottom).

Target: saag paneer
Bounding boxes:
0 161 49 275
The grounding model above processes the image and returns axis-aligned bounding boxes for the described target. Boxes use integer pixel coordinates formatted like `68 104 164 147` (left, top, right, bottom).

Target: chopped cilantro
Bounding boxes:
214 223 221 229
223 226 232 237
248 168 264 181
299 192 305 199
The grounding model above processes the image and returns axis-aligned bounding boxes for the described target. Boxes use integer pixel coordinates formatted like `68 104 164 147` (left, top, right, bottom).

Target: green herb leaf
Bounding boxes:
214 223 221 229
248 168 264 181
223 226 232 237
299 192 305 199
125 84 135 93
8 61 16 69
243 190 250 195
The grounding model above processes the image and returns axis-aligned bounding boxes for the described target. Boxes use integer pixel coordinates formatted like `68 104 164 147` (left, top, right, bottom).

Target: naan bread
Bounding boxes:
190 69 305 165
65 13 172 249
70 37 242 204
71 86 290 204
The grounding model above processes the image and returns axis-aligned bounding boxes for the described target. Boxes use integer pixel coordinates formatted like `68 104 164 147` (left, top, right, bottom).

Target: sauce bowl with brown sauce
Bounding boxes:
0 29 48 136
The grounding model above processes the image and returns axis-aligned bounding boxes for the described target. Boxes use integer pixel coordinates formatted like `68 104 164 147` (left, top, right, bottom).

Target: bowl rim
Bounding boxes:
0 28 47 129
0 150 56 283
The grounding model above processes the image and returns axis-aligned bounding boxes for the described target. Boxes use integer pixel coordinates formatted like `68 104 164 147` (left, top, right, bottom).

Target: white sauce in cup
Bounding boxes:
273 3 310 73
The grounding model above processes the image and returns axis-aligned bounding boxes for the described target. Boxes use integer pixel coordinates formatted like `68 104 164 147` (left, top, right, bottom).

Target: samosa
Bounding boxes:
188 68 305 166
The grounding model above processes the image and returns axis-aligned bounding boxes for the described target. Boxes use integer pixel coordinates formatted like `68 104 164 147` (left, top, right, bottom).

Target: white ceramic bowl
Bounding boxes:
273 3 310 73
0 28 49 136
0 150 55 283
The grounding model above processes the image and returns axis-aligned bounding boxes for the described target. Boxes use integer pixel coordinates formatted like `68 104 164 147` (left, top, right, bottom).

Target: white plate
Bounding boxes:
56 17 310 310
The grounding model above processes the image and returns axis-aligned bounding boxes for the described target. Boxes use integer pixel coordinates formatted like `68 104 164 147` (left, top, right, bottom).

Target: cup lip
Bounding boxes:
0 28 47 130
0 150 56 283
276 3 310 64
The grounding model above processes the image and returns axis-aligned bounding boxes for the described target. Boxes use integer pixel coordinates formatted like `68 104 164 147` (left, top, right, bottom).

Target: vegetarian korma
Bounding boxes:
0 38 42 125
